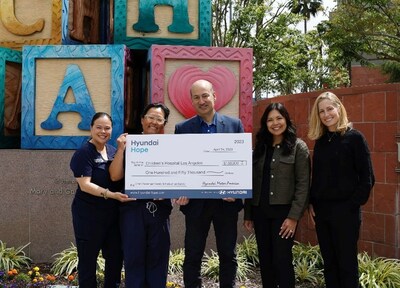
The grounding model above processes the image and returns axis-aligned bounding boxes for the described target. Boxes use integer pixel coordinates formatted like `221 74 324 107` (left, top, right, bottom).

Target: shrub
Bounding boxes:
201 248 253 282
236 234 259 267
14 272 31 285
168 248 185 275
358 252 400 288
236 251 253 282
0 240 31 271
51 242 105 277
201 250 220 280
292 241 324 287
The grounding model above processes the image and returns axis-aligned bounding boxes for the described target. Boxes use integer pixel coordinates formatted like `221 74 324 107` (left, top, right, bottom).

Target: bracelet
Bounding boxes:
101 188 109 200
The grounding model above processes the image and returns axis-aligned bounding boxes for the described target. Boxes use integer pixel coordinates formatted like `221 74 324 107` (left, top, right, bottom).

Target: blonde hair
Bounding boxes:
308 92 349 140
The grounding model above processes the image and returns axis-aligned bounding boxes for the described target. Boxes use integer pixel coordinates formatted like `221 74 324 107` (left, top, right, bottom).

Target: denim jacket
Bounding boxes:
244 138 310 221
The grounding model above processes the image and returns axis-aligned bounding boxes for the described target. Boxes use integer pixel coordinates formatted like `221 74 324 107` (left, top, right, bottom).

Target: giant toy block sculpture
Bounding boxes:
0 47 22 148
149 45 253 134
0 0 62 50
21 44 127 149
62 0 113 44
114 0 211 49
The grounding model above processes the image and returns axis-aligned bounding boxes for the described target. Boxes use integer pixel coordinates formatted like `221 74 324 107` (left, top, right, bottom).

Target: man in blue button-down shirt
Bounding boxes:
174 79 244 288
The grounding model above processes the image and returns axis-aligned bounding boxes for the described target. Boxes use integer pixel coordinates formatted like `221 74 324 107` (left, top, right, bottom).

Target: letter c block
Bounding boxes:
0 0 61 50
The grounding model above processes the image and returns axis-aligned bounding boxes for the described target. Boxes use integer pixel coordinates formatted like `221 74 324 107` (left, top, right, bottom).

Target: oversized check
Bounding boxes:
125 133 252 199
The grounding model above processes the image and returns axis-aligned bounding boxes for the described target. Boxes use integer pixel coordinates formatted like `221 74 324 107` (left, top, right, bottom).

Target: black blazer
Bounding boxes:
174 112 244 217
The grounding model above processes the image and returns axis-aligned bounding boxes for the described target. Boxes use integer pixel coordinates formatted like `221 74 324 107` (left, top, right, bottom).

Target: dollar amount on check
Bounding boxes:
125 133 252 199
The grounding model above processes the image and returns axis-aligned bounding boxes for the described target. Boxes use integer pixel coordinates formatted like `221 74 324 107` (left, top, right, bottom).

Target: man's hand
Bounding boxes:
173 196 189 205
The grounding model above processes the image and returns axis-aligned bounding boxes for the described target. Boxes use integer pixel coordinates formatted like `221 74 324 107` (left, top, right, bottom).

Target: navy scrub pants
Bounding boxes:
120 202 170 288
72 198 123 288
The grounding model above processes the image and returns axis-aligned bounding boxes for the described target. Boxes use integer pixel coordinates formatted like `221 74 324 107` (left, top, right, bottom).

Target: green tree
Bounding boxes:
324 0 400 82
211 0 349 98
288 0 323 33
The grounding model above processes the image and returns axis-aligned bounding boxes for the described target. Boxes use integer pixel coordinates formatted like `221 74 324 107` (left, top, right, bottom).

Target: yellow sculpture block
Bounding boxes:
0 0 61 50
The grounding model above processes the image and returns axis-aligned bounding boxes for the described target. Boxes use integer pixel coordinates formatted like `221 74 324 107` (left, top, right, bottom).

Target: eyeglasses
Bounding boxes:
144 115 165 124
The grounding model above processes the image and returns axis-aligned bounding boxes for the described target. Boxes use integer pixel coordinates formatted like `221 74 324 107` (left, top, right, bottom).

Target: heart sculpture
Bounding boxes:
168 65 237 118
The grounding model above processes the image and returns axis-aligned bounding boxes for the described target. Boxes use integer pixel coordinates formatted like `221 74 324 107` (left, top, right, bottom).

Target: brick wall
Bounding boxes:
352 66 390 87
253 84 400 259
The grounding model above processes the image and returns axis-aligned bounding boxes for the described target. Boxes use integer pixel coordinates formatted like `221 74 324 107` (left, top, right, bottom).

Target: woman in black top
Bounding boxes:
308 92 375 288
70 112 132 288
109 103 172 288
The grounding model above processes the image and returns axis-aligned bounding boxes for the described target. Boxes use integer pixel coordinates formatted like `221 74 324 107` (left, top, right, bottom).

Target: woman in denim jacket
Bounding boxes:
244 103 310 288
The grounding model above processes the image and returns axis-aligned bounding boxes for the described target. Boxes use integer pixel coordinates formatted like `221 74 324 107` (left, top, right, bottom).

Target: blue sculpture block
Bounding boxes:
114 0 211 50
21 44 127 149
0 47 22 148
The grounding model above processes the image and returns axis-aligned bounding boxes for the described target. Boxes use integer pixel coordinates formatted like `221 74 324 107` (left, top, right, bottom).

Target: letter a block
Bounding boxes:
0 47 22 148
21 44 127 149
0 0 62 50
149 45 254 133
114 0 211 50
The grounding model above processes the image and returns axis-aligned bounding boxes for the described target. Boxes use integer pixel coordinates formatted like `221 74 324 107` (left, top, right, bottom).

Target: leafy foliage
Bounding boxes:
321 0 400 82
168 248 185 275
51 242 105 276
358 252 400 288
201 250 220 280
236 234 259 267
292 241 324 286
211 0 349 98
288 0 324 33
0 240 31 271
235 251 254 282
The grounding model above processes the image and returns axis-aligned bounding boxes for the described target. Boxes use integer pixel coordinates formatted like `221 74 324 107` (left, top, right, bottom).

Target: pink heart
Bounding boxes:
168 65 237 118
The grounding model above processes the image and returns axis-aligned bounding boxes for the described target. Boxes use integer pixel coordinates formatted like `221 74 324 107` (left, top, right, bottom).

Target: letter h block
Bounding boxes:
21 44 128 149
0 0 62 50
0 47 22 148
149 45 254 134
62 0 113 44
114 0 211 50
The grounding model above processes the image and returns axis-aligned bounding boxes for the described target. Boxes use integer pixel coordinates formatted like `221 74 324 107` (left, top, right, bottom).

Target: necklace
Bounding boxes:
327 132 336 142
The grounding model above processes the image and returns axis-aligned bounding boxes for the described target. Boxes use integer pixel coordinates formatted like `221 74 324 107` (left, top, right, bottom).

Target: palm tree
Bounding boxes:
288 0 323 33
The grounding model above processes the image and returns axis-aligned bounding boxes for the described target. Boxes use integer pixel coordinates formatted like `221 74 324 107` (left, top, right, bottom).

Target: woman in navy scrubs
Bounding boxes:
109 103 172 288
70 112 132 288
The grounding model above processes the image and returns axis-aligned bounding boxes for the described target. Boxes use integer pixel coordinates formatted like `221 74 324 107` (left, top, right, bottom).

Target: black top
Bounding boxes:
70 141 123 208
310 128 375 206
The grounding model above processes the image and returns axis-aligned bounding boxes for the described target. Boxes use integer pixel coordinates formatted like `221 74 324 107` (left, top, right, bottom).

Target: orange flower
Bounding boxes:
68 274 75 281
46 274 56 281
12 269 18 275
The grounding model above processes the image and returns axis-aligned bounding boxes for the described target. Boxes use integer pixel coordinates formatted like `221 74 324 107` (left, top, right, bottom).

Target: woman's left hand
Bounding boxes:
111 192 136 202
279 218 298 239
